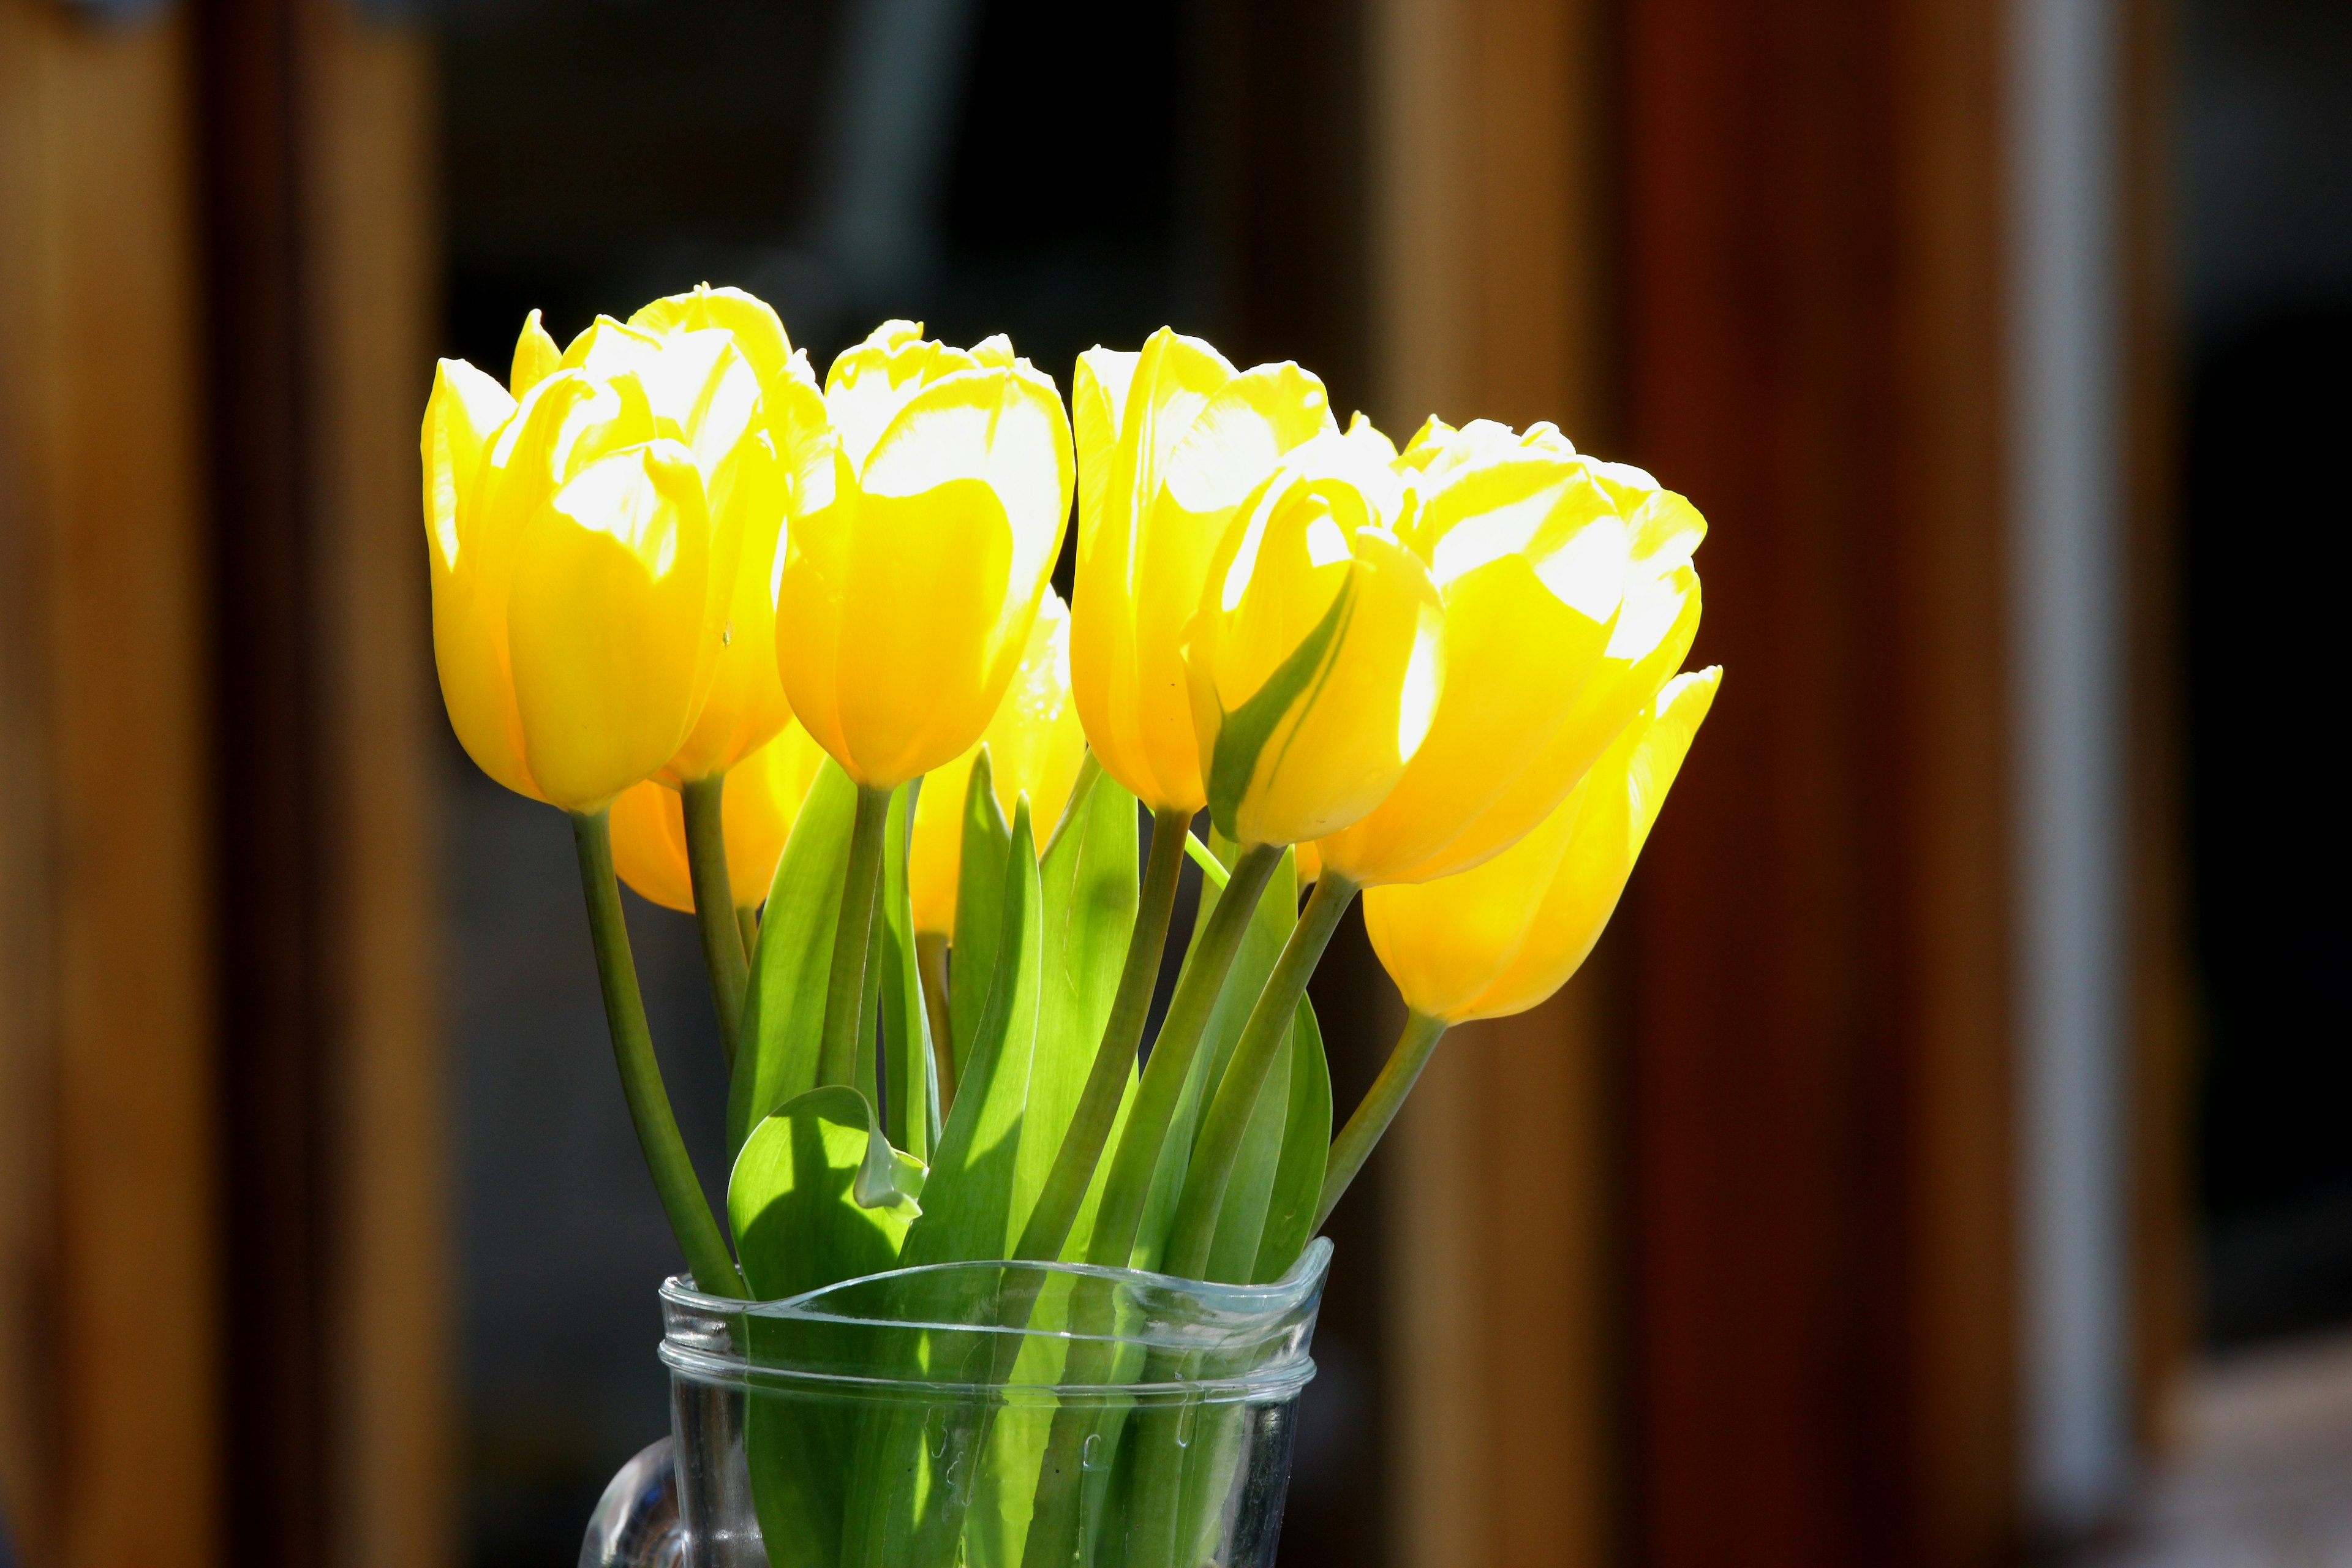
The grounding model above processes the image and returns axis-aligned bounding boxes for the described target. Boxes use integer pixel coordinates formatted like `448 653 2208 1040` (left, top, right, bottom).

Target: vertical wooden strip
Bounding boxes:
0 6 219 1564
1369 1 1619 1566
1623 0 2013 1562
309 16 452 1568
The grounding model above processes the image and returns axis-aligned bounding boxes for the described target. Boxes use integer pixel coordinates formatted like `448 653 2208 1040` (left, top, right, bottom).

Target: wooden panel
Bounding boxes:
308 18 452 1568
1621 0 2013 1564
0 6 220 1564
1368 2 1620 1566
193 0 450 1560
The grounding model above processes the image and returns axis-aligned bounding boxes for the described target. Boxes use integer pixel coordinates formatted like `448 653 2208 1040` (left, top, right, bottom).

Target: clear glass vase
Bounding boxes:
582 1240 1333 1568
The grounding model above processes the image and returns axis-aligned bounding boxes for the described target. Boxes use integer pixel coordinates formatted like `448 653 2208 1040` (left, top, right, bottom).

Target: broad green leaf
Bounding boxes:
728 1084 923 1568
727 1085 922 1299
879 780 938 1159
729 760 859 1161
949 748 1012 1082
1250 997 1330 1283
1128 839 1295 1273
1008 766 1139 1252
902 799 1044 1266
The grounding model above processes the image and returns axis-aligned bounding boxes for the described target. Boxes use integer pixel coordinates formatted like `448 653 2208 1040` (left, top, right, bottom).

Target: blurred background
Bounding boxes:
0 0 2345 1566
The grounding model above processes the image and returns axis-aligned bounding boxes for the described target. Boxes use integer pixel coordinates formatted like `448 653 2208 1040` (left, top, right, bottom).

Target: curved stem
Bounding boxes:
571 810 744 1297
1083 843 1284 1267
680 774 747 1074
1316 1009 1448 1230
818 783 892 1087
1014 805 1194 1261
1161 872 1358 1280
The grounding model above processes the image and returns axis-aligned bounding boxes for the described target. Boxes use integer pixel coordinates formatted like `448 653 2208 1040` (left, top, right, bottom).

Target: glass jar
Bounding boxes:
584 1240 1332 1568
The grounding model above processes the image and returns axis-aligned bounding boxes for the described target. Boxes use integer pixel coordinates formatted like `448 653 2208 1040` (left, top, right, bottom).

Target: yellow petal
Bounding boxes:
1071 331 1289 814
510 310 562 399
907 592 1087 933
1187 431 1444 846
1453 667 1719 1021
423 359 534 799
609 780 697 912
782 359 1073 788
1361 775 1584 1020
507 441 717 810
629 283 794 390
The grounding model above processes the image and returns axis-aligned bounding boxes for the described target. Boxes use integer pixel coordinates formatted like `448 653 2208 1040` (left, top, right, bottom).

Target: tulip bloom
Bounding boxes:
908 589 1088 935
630 287 832 785
1305 666 1719 1232
422 312 770 811
1183 419 1444 848
1363 666 1720 1023
611 718 834 913
1071 329 1335 816
1311 418 1703 888
775 320 1076 790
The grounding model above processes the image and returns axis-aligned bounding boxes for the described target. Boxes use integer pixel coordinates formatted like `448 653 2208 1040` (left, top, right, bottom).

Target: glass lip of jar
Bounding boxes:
655 1238 1332 1403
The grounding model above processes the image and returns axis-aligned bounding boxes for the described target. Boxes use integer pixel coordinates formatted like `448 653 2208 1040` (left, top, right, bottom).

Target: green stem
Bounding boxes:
735 905 759 964
680 774 747 1075
1161 872 1359 1280
1084 843 1284 1267
1014 804 1194 1262
818 784 892 1087
1316 1009 1448 1230
570 810 744 1298
915 930 956 1113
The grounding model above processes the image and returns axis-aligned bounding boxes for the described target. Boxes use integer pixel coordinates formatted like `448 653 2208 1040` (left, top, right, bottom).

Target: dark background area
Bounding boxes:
429 1 1383 1562
2180 0 2352 1349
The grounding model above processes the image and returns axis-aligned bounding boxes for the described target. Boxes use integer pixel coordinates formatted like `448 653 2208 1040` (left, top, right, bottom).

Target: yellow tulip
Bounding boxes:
609 718 835 911
1363 666 1719 1023
907 589 1088 934
1409 439 1705 881
775 320 1075 790
421 309 767 811
627 286 833 783
1183 418 1443 848
1314 417 1662 886
1070 328 1335 815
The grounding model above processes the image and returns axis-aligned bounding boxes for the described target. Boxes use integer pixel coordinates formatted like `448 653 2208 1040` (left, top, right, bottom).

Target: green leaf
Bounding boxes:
729 760 859 1161
1250 997 1330 1283
727 1084 922 1300
728 1084 922 1568
949 748 1012 1083
902 798 1044 1266
878 780 938 1159
1009 765 1140 1253
1205 576 1356 840
1128 840 1295 1273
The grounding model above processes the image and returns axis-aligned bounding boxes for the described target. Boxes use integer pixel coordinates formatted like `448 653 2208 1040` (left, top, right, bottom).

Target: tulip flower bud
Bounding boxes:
1070 328 1335 815
1183 421 1444 847
1363 666 1719 1023
421 308 763 811
625 286 832 785
609 718 834 912
1311 418 1650 886
907 589 1088 934
775 321 1076 790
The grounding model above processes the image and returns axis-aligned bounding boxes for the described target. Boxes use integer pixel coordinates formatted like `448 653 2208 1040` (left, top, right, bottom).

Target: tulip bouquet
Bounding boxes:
423 289 1715 1566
